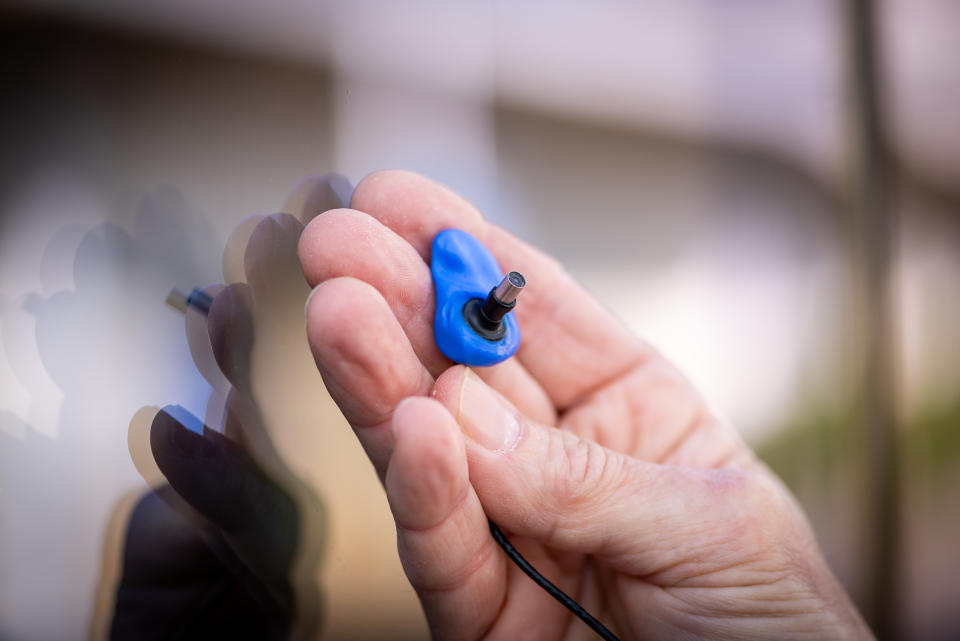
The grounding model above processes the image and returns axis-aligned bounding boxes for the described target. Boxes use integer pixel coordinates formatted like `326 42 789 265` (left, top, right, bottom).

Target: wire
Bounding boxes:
488 520 621 641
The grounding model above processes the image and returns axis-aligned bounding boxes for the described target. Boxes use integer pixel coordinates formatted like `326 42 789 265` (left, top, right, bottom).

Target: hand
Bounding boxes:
117 175 348 639
298 170 873 640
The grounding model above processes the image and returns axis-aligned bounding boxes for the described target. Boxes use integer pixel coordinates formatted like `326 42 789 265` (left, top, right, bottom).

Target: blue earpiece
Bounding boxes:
431 229 521 366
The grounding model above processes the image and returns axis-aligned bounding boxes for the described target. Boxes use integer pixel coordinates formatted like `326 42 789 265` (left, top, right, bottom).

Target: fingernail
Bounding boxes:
304 283 323 317
457 370 521 452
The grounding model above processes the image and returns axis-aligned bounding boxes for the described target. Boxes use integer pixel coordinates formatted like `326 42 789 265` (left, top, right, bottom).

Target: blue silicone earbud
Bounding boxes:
431 229 521 366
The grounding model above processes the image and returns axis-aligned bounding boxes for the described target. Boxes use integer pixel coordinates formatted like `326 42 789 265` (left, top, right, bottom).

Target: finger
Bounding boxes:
305 276 433 474
298 208 555 424
660 414 753 470
206 283 255 395
387 398 505 640
244 213 309 315
557 357 709 462
559 359 754 468
391 401 586 641
181 284 228 392
299 208 447 374
281 172 353 226
348 170 486 259
432 366 769 578
349 170 653 409
151 406 258 530
486 225 651 410
473 359 556 426
150 406 298 588
222 214 265 284
205 285 286 454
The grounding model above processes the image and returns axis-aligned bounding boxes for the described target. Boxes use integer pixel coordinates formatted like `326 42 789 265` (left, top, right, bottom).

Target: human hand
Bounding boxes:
117 175 350 639
298 170 873 640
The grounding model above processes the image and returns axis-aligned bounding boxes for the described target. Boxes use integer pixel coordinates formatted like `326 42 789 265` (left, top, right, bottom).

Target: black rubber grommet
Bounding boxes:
463 298 506 341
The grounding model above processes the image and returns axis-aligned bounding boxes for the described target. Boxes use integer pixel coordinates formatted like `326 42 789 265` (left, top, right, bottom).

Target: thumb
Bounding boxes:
433 366 766 578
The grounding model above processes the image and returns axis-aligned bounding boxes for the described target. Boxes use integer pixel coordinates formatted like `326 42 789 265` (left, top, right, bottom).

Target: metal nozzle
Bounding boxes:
493 271 526 306
464 270 526 341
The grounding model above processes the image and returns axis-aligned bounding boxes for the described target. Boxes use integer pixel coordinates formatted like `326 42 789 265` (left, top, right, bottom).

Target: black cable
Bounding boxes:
488 520 621 641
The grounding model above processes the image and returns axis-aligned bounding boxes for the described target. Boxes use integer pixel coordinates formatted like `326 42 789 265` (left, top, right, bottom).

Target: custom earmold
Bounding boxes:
431 228 522 366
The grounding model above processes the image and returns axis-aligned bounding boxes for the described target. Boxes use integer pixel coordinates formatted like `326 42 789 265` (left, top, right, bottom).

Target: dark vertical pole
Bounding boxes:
846 0 900 639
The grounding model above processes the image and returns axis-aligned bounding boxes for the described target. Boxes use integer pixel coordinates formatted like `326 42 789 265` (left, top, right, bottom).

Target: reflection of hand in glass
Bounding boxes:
298 170 874 640
114 175 350 640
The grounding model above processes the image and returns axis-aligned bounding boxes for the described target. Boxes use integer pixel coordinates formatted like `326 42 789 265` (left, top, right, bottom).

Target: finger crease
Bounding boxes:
657 408 710 465
559 356 649 415
395 482 471 535
413 534 498 595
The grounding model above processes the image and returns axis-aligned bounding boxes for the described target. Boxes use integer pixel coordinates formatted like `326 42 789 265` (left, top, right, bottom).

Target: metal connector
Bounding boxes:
464 271 526 341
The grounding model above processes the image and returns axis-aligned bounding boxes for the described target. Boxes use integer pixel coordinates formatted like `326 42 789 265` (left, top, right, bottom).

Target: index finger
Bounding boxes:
349 170 651 410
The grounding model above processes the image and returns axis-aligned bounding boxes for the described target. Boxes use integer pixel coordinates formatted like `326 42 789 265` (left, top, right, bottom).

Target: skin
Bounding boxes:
298 170 874 640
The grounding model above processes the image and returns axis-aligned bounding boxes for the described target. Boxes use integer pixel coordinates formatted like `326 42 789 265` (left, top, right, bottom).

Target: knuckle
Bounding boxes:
546 432 626 510
721 468 797 552
728 471 825 585
311 278 376 331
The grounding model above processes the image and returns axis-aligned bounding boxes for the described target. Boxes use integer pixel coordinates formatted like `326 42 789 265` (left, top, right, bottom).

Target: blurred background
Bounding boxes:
1 1 958 640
